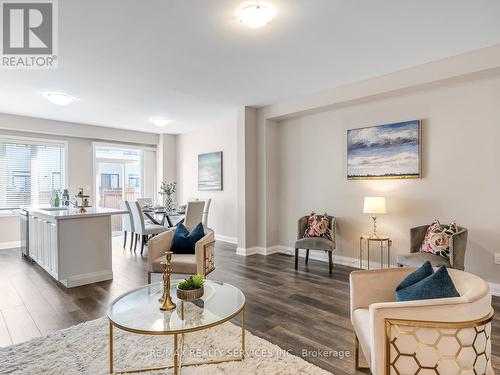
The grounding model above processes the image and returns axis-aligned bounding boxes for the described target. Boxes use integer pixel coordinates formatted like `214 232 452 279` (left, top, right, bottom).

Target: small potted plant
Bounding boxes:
176 274 205 301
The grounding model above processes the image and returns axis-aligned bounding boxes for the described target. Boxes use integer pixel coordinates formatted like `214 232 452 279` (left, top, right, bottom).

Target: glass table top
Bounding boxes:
107 280 245 334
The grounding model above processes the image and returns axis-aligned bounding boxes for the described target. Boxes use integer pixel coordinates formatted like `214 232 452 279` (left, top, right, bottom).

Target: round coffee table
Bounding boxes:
107 280 246 374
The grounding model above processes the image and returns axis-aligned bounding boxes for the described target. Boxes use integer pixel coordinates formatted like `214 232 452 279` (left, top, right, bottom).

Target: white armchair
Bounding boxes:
147 226 216 283
350 268 493 375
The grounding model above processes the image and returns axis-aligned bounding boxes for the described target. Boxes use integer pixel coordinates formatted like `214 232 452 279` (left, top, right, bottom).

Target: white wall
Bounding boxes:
276 74 500 284
176 123 237 242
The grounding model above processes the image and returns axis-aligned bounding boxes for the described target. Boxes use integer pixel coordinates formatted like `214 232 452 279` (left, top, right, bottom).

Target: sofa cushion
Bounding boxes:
397 252 451 268
295 236 334 251
352 308 371 365
396 265 460 302
171 223 205 254
396 261 433 291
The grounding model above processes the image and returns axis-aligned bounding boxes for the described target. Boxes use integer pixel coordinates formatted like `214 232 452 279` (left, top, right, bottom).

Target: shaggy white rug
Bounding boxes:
0 317 332 374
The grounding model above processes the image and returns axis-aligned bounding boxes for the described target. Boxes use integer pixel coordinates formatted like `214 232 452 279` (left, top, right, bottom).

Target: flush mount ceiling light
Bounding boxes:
44 92 75 106
237 1 276 28
150 117 169 127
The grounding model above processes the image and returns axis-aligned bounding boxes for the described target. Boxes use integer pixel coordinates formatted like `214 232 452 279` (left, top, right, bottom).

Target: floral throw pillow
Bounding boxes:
420 220 458 259
304 212 332 240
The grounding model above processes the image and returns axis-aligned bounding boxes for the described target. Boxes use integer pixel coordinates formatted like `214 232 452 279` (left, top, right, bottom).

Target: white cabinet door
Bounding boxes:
30 216 42 261
49 222 58 275
41 220 48 268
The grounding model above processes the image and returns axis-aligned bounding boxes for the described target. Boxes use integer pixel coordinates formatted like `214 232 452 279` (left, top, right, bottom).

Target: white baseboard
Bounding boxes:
277 245 394 269
489 282 500 297
60 270 113 288
215 234 237 245
237 244 500 297
236 246 266 256
0 241 21 250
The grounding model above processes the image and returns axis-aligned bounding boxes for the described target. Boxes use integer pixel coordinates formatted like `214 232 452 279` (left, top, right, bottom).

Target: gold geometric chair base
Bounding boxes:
385 313 493 375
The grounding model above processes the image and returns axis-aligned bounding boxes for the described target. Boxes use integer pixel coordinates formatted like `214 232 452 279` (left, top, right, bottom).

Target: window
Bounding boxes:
101 173 120 189
128 174 140 188
0 137 66 209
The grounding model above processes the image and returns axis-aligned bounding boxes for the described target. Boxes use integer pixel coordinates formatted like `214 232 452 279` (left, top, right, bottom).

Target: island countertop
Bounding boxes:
24 207 128 220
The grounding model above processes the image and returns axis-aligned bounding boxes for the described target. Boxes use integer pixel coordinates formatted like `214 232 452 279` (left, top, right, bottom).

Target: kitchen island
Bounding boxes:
24 207 127 288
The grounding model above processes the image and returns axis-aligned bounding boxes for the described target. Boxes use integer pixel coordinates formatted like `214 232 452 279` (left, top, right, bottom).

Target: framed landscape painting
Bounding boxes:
347 120 421 180
198 151 223 191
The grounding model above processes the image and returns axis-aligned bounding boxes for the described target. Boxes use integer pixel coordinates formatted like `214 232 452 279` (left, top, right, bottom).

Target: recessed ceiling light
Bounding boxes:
150 117 169 127
44 92 75 106
237 1 276 28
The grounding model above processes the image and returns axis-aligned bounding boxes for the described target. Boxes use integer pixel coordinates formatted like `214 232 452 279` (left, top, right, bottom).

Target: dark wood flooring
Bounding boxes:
0 239 498 374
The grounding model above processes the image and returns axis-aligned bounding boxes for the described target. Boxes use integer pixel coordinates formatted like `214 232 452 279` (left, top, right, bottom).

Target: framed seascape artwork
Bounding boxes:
347 120 421 180
198 151 223 191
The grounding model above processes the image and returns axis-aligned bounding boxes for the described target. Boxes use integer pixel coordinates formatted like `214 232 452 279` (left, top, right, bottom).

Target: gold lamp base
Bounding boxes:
369 216 379 239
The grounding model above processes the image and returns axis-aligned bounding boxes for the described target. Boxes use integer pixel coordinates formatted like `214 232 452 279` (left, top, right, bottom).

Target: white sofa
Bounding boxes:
350 267 493 375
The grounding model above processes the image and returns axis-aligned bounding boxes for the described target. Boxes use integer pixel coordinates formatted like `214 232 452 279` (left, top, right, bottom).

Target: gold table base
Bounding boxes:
109 305 246 375
359 236 392 270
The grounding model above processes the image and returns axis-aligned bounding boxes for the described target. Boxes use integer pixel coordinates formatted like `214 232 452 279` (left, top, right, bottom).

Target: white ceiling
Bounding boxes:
1 0 500 134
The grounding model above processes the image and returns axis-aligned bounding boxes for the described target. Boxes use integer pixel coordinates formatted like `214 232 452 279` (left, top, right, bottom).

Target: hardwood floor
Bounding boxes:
0 238 499 375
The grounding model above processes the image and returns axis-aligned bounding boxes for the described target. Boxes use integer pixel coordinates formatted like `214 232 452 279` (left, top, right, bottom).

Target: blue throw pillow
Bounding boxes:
171 223 205 254
396 261 434 291
396 265 460 302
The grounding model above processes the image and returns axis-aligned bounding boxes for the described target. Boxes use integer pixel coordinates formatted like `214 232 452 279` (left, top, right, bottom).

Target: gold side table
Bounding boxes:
359 235 392 270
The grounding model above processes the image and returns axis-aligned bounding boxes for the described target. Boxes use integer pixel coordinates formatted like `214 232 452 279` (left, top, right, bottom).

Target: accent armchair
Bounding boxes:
397 225 468 270
147 226 216 283
294 215 336 273
350 267 493 375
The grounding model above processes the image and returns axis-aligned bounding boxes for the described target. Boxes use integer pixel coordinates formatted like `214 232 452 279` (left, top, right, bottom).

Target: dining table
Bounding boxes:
142 207 185 228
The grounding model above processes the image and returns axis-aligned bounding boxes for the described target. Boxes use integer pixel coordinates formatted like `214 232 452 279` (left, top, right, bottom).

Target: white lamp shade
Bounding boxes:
363 196 386 214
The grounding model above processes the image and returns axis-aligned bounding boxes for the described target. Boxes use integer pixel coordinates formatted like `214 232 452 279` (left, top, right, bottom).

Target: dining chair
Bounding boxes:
202 198 212 227
119 200 135 251
184 200 205 228
129 201 168 254
137 198 153 208
186 198 211 227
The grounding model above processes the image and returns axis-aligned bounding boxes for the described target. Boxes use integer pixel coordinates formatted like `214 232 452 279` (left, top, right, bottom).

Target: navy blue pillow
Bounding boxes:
396 265 460 302
396 261 434 291
171 223 205 254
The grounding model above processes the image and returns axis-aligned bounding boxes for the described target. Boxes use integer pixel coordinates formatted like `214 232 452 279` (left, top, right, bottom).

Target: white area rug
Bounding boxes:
0 317 332 374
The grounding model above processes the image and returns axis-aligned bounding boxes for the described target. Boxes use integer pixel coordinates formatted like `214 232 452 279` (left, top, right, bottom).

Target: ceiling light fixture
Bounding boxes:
237 1 276 29
150 117 169 127
44 92 75 106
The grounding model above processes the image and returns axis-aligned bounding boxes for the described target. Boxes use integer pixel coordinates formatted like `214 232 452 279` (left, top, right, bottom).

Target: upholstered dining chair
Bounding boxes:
137 198 153 208
294 215 336 274
397 225 468 270
147 225 215 283
129 201 168 254
119 200 134 251
185 198 212 227
202 198 212 227
350 267 493 375
184 200 205 228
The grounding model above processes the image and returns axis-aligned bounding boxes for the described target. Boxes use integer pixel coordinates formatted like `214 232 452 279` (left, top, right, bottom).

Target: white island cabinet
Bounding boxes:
26 207 127 288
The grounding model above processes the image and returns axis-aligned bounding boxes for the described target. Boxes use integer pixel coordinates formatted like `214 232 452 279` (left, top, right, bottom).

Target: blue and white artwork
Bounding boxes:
198 151 223 190
347 120 421 179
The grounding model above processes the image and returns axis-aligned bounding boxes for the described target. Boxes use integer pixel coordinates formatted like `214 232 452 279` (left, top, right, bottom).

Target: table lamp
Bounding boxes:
363 196 386 239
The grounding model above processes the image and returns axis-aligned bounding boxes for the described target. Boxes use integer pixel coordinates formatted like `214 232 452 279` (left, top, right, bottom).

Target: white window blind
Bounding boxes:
0 137 66 209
